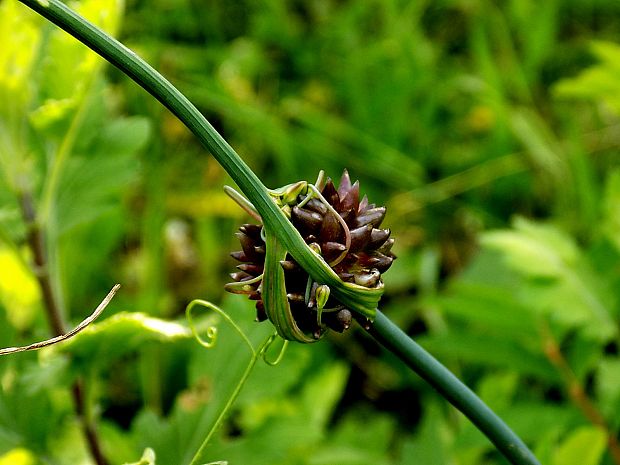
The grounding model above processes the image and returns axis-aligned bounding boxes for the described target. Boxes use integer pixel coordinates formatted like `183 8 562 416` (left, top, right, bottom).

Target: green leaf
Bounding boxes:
123 448 156 465
0 0 41 111
236 342 312 431
0 246 41 331
481 217 616 341
553 41 620 114
130 297 272 465
417 332 557 381
456 403 580 450
91 117 151 159
37 0 123 106
56 116 150 235
482 217 578 279
602 169 620 252
299 361 349 430
0 363 71 456
321 410 394 465
29 98 75 132
54 312 191 369
437 281 538 338
0 448 36 465
400 403 448 465
477 371 519 412
552 426 606 465
596 358 620 429
49 418 115 465
203 362 350 465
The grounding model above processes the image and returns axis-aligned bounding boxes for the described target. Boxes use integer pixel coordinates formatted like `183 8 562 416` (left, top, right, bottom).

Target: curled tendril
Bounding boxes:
260 334 289 366
186 300 220 349
185 299 288 465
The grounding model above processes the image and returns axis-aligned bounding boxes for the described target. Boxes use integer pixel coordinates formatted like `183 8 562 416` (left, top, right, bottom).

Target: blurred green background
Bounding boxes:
1 0 620 464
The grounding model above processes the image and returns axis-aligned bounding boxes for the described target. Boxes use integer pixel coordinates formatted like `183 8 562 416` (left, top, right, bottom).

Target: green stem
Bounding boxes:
185 300 281 465
367 310 541 465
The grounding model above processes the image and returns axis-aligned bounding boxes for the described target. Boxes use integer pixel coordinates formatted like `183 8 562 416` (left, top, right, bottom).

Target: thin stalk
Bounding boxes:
542 324 620 464
15 2 542 464
18 191 109 465
0 284 119 355
39 65 98 225
367 310 541 465
18 191 66 335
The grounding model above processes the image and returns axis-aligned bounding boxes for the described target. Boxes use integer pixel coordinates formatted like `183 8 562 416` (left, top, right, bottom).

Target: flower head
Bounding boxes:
226 170 395 339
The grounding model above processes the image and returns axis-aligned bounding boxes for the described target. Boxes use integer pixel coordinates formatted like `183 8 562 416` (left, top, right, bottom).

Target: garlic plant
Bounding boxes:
226 170 395 341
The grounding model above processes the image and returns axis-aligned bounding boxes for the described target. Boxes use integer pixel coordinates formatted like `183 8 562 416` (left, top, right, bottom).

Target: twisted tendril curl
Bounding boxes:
185 300 287 465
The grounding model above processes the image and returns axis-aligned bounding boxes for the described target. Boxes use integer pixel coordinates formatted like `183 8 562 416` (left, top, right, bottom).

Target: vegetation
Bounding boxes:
1 1 620 464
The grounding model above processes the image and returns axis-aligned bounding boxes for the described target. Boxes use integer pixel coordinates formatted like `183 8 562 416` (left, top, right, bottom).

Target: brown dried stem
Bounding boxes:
541 323 620 465
0 284 119 356
17 192 111 465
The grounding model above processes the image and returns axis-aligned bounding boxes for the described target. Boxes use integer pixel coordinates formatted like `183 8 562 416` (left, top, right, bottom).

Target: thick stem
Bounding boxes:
18 193 109 465
366 310 541 465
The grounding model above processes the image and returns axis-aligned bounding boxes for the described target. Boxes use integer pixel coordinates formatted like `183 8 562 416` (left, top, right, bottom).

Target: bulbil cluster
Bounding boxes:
226 170 395 339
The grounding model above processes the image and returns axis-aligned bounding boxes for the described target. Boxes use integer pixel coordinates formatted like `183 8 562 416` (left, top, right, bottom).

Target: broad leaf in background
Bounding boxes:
0 448 36 465
482 217 616 341
56 116 150 235
0 247 41 331
54 311 191 371
432 207 620 463
602 169 620 253
201 360 351 465
129 297 275 465
0 0 41 239
552 426 606 465
595 358 620 431
553 41 620 115
0 356 72 458
124 448 157 465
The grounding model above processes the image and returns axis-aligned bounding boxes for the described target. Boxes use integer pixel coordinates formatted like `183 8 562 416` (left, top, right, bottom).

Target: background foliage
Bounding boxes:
1 0 620 464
